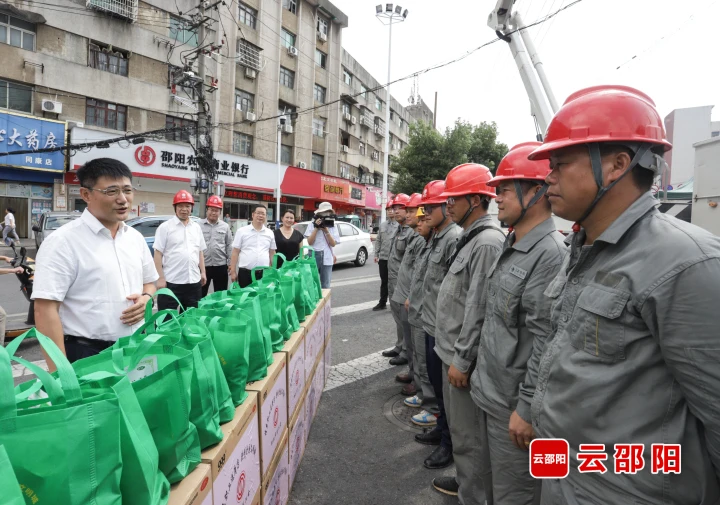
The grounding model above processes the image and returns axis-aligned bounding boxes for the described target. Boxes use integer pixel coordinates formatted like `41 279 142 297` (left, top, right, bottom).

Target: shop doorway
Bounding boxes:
0 197 29 238
73 198 87 213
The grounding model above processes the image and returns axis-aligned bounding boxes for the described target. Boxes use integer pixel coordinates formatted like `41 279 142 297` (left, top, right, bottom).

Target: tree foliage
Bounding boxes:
390 119 509 196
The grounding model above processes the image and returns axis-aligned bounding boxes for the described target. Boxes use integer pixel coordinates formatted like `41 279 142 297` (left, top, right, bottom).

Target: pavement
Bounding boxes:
4 256 458 504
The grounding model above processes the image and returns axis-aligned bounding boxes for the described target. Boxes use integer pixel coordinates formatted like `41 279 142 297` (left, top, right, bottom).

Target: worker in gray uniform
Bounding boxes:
419 180 462 473
527 85 720 505
431 163 505 501
386 194 413 368
470 142 566 505
389 193 425 397
374 200 397 313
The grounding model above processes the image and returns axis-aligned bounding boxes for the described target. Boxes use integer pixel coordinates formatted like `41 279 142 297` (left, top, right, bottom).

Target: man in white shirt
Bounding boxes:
32 158 158 370
304 201 340 289
3 207 20 246
230 204 276 288
154 190 207 311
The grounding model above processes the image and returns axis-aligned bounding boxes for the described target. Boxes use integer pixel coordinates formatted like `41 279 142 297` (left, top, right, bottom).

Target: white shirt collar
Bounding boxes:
81 209 127 236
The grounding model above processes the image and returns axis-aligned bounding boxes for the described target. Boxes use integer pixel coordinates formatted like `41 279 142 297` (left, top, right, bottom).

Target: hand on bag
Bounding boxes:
157 278 167 289
122 293 151 325
509 410 535 451
448 364 469 388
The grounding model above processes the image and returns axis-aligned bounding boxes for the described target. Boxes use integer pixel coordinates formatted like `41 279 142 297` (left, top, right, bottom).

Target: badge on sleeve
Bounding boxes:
509 265 528 280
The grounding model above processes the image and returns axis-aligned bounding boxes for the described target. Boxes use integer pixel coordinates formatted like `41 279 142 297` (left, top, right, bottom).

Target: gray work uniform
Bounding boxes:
532 193 720 505
388 224 413 359
375 219 398 261
470 217 566 505
435 215 504 505
421 222 462 337
407 239 437 413
200 219 233 266
391 231 425 306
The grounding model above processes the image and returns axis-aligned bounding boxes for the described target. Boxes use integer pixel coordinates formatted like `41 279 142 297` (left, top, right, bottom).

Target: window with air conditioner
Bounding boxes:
315 49 327 69
282 0 297 14
317 17 328 37
278 101 296 118
235 89 254 112
281 29 296 49
233 132 253 156
280 67 295 89
314 84 326 104
312 117 326 137
236 39 262 71
0 13 35 51
238 2 257 29
341 103 351 116
281 145 292 164
89 41 129 77
165 115 196 143
312 153 324 173
0 80 32 113
169 15 198 46
86 98 127 131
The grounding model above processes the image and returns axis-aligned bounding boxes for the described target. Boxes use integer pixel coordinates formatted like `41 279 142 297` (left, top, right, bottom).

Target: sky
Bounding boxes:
332 0 720 148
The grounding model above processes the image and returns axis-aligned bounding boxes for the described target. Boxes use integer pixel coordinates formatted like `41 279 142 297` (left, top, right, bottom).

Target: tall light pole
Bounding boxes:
376 4 408 224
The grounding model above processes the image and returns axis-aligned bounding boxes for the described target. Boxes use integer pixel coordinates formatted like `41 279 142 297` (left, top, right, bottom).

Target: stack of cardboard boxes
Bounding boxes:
168 289 332 505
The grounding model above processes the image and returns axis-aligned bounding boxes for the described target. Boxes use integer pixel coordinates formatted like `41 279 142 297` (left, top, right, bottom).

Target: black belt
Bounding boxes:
64 335 113 348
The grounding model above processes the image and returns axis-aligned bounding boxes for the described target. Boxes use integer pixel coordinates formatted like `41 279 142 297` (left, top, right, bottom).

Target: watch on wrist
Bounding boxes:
142 292 155 305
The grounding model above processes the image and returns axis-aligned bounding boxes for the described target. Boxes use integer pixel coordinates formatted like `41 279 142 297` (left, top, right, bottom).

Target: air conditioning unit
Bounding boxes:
343 112 351 122
298 161 307 169
281 124 294 134
41 100 62 114
351 115 357 125
245 67 257 79
287 46 298 57
244 111 257 122
341 145 349 153
318 31 327 42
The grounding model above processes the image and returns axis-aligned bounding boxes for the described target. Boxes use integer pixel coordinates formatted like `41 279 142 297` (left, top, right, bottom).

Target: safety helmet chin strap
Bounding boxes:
572 143 657 233
507 182 549 232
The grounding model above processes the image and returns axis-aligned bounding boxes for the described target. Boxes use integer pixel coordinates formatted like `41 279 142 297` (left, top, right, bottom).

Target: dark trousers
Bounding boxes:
237 267 263 289
64 335 113 363
426 331 453 450
158 282 202 312
378 259 389 306
202 265 229 297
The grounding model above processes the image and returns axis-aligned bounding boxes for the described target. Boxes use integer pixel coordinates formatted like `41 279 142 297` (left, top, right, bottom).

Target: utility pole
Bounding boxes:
276 117 284 228
196 1 208 219
433 92 437 130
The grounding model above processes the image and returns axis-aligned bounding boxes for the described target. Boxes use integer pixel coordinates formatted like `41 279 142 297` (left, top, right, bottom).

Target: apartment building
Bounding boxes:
0 0 412 235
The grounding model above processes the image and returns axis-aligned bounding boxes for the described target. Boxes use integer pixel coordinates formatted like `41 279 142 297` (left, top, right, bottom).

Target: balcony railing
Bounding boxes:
87 0 138 22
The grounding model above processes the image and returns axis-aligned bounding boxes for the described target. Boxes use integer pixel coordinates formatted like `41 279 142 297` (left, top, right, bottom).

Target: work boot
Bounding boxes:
395 372 412 383
382 349 400 358
389 356 408 366
432 477 459 496
415 427 442 446
372 303 386 311
424 445 453 469
401 383 417 396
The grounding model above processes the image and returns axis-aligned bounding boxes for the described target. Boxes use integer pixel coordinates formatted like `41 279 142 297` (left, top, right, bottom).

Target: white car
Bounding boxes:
294 221 374 267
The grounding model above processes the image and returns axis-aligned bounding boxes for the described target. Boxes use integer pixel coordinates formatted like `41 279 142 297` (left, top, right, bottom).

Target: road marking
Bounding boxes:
12 359 48 378
330 274 377 285
330 301 378 317
325 350 394 392
330 277 379 288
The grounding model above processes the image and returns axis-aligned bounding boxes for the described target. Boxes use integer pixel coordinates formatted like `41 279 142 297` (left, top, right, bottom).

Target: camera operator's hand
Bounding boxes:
314 217 323 227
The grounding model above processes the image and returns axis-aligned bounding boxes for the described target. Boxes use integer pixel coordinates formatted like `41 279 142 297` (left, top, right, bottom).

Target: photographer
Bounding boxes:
304 202 339 289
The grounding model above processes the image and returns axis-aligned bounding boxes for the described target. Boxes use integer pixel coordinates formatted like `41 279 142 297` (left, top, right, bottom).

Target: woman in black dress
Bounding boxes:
273 209 305 268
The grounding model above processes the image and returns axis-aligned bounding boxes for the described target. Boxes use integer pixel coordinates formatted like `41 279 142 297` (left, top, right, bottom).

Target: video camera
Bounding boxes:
313 213 336 229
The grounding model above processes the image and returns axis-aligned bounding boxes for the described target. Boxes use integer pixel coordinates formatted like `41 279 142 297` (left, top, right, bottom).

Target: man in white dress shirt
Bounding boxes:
154 190 207 311
230 204 276 288
32 158 158 371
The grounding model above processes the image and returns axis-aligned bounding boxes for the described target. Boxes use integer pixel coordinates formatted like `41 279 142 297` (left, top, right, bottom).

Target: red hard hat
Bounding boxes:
391 193 411 208
440 163 496 199
173 190 195 205
386 198 394 209
206 195 223 209
488 142 551 187
421 180 447 205
529 85 672 161
406 193 422 208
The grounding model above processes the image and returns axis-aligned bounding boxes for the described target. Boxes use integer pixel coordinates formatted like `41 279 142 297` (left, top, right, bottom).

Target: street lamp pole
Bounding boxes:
376 4 408 224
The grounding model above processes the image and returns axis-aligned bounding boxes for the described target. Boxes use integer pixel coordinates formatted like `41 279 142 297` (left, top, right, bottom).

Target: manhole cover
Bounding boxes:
382 394 426 434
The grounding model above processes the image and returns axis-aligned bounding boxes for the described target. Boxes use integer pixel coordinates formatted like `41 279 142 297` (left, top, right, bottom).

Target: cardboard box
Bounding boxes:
303 319 320 381
262 431 289 505
201 393 261 505
288 389 308 491
299 307 316 336
323 332 331 387
308 357 324 423
246 352 288 476
168 463 213 505
282 328 306 423
322 289 331 341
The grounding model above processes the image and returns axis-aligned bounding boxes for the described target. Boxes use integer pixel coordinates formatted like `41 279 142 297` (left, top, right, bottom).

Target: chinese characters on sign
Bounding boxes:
158 149 252 180
0 111 66 172
223 188 301 205
529 440 681 478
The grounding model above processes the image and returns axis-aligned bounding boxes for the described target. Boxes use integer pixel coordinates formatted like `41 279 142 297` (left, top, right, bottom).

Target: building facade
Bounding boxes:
664 105 716 187
0 0 414 235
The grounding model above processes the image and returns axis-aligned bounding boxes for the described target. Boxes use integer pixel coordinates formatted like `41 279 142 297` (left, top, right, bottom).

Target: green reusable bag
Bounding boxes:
225 285 274 367
0 445 25 505
276 259 314 321
1 330 123 505
298 245 323 301
74 333 201 484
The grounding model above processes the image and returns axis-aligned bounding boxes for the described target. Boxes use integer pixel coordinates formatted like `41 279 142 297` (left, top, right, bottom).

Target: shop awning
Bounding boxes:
281 166 321 199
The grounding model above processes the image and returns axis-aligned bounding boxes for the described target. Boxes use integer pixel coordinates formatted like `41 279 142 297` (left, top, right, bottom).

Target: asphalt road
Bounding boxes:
3 248 457 504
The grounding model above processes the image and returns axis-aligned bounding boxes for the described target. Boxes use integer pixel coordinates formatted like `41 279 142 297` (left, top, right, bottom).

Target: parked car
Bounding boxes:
293 221 373 267
126 215 201 254
32 211 82 249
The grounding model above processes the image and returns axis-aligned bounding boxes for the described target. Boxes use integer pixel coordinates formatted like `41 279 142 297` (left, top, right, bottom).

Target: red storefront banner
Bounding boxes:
349 182 366 207
319 176 351 202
